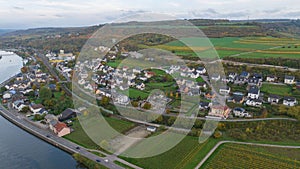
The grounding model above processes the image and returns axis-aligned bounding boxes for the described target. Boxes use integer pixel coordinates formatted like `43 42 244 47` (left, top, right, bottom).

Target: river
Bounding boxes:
0 51 80 169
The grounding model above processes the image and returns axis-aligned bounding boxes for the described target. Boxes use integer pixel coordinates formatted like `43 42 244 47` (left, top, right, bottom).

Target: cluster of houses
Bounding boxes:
46 50 76 79
201 71 299 119
2 64 53 104
1 61 77 137
44 108 78 137
75 49 209 108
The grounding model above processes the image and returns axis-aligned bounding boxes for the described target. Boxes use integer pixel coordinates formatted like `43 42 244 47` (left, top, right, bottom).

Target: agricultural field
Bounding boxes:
146 37 300 59
202 143 300 169
121 137 220 169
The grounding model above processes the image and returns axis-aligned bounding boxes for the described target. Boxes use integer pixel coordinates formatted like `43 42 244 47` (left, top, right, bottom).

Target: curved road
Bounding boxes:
0 104 125 169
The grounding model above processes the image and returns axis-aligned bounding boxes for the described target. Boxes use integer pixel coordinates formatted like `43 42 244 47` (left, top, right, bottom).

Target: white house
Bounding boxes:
268 95 280 104
136 83 145 90
114 94 130 105
2 92 12 99
283 97 297 107
146 126 157 132
196 67 206 75
190 72 199 79
284 75 295 85
246 99 262 107
29 104 45 114
266 75 276 82
233 107 250 118
248 86 260 99
211 74 221 81
219 86 231 95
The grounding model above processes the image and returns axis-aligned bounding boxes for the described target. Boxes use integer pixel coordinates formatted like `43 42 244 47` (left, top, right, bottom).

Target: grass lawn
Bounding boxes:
64 120 101 149
120 88 149 99
120 137 220 169
261 83 292 96
202 143 300 169
114 161 134 169
64 117 135 149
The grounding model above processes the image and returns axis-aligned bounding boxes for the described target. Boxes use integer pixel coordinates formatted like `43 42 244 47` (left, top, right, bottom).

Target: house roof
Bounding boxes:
54 122 68 132
285 75 295 80
248 86 260 94
211 105 230 111
220 86 230 90
233 107 245 112
199 102 210 107
284 96 296 102
30 104 44 110
268 94 281 99
60 108 76 120
233 95 244 102
240 71 249 77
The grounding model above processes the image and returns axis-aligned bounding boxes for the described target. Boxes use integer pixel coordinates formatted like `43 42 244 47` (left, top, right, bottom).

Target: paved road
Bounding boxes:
194 140 300 169
0 104 124 169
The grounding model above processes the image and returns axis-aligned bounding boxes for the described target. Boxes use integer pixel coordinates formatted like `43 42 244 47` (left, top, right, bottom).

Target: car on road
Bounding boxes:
76 146 80 150
46 135 50 138
104 159 109 163
96 159 101 163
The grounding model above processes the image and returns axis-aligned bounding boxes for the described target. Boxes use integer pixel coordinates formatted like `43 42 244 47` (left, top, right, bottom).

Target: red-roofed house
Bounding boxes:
53 121 71 137
208 106 231 119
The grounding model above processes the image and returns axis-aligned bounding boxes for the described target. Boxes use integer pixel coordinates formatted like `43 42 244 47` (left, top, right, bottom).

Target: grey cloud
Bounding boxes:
12 6 24 10
283 11 300 18
189 9 249 19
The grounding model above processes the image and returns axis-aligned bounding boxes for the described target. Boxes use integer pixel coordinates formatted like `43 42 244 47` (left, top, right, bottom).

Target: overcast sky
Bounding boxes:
1 0 300 29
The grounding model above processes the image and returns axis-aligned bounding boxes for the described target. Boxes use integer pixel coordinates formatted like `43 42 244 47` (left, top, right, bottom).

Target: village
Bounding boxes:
1 46 299 139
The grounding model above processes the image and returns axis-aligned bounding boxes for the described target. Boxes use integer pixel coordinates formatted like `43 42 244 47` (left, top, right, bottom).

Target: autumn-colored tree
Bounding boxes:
143 102 152 110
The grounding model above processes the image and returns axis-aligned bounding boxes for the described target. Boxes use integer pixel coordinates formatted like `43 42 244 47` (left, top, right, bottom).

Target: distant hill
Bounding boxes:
0 29 16 35
1 19 300 52
1 27 89 37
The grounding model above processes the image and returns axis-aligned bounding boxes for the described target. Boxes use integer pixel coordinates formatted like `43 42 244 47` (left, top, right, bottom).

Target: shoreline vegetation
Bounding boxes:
73 154 108 169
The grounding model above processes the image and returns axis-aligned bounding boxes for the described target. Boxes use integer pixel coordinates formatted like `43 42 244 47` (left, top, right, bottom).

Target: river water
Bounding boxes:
0 51 79 169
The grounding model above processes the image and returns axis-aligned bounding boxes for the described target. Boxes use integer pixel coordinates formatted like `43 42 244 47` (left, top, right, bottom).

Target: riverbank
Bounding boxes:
0 50 121 169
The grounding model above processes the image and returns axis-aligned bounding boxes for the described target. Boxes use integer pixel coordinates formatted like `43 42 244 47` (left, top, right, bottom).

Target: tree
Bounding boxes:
143 102 152 110
39 87 52 102
213 130 222 139
131 101 139 107
100 96 110 106
21 67 28 73
32 84 37 91
20 107 29 114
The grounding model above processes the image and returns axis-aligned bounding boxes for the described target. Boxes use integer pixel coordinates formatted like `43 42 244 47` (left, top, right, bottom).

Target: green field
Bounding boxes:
121 137 220 169
64 117 135 149
261 84 292 96
202 143 300 169
120 88 149 99
148 37 300 59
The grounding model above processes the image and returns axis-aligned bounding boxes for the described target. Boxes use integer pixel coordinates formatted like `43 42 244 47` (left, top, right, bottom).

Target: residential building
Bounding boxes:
59 108 77 121
233 107 250 118
266 75 277 82
267 95 281 104
146 126 157 132
284 75 295 85
248 86 260 99
199 102 211 110
29 104 45 114
208 106 231 119
283 97 297 107
246 99 263 107
219 86 231 95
